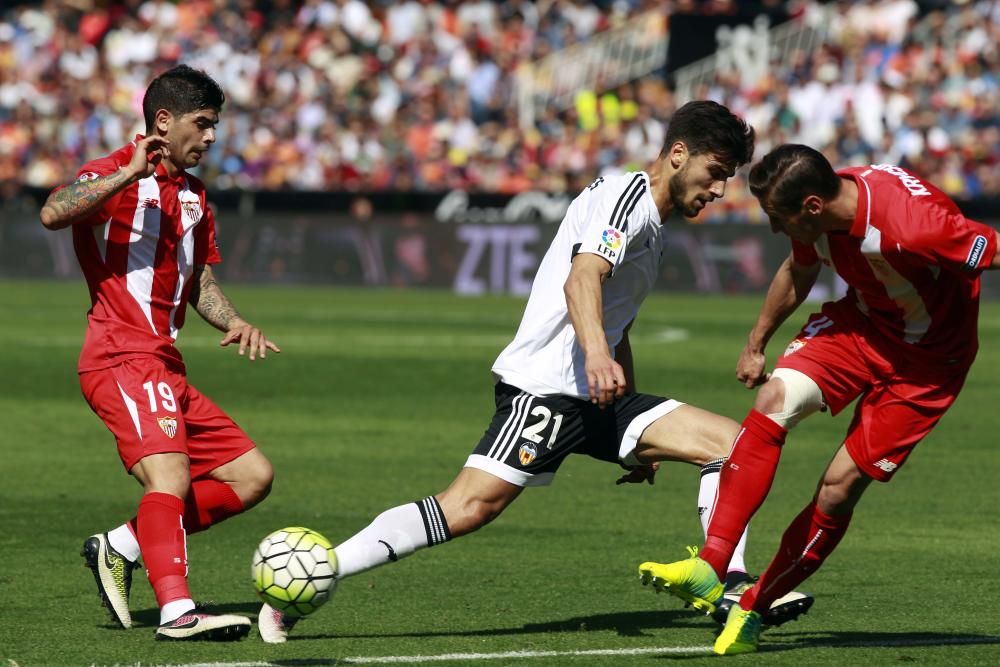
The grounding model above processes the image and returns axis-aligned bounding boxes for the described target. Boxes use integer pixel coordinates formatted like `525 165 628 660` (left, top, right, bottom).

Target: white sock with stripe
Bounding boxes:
698 459 748 576
334 496 452 578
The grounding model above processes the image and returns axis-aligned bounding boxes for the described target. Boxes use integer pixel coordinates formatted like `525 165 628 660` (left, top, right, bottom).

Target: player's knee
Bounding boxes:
758 369 825 430
136 454 192 497
241 457 274 507
752 378 786 414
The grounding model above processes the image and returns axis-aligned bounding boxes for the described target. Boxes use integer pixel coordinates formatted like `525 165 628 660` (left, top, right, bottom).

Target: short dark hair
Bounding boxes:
748 144 841 214
663 100 755 168
143 65 225 130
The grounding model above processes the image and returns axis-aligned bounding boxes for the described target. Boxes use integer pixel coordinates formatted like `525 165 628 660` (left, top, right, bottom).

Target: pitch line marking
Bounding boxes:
341 646 712 663
111 635 1000 667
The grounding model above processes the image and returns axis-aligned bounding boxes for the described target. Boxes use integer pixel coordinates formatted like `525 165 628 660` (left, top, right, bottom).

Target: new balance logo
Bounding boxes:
378 540 399 562
873 458 898 472
142 198 160 209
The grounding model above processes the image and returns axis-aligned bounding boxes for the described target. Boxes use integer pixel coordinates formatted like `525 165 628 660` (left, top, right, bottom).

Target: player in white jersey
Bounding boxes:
258 100 808 642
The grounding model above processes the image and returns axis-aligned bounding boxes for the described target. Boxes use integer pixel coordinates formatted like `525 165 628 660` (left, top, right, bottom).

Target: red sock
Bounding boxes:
700 410 787 579
137 492 190 608
183 479 245 534
739 501 852 613
126 480 244 538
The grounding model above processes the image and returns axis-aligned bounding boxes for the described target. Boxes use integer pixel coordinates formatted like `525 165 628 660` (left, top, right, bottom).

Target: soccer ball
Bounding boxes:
252 526 338 617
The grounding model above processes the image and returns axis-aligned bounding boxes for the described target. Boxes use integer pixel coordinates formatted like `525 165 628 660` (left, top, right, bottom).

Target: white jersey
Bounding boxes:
492 172 663 398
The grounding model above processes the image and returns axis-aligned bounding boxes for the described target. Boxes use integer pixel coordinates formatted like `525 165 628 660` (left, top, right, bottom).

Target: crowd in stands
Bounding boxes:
0 0 996 223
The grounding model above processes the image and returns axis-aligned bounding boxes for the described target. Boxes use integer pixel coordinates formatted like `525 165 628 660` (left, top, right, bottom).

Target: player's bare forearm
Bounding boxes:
39 168 137 230
189 265 246 332
565 255 613 356
748 255 820 350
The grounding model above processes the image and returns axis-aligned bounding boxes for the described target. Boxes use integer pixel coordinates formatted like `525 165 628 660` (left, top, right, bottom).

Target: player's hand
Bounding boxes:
736 342 769 389
220 321 281 361
585 351 626 408
616 462 659 485
125 135 170 180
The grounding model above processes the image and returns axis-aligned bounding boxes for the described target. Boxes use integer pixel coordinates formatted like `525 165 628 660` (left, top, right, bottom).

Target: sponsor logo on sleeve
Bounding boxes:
601 228 623 249
965 235 987 271
76 171 100 182
598 228 622 259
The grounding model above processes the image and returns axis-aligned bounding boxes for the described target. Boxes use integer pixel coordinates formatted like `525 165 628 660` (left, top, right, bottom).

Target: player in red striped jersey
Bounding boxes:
40 65 279 641
640 144 1000 655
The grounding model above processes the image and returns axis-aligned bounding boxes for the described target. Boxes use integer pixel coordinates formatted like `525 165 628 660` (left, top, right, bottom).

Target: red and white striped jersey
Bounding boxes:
67 136 222 372
792 165 997 366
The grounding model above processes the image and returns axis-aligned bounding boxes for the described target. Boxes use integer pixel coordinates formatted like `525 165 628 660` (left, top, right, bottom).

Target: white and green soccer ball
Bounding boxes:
252 526 338 617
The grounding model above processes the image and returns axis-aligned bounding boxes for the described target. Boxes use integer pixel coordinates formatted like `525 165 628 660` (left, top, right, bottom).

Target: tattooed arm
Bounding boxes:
39 135 170 230
190 264 281 360
189 264 245 331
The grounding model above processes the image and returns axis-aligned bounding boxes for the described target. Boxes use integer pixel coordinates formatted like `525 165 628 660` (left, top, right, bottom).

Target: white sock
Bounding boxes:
107 523 141 562
334 496 452 578
698 459 749 576
160 598 195 625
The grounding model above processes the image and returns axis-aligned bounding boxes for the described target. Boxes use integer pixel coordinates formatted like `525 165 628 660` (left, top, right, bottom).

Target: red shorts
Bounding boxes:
79 356 256 479
775 300 970 482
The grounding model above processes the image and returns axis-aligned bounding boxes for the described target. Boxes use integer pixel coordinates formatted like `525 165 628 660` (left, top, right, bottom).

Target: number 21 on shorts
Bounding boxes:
521 406 563 450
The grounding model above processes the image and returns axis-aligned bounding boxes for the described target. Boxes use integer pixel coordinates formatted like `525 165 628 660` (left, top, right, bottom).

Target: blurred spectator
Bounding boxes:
0 0 995 220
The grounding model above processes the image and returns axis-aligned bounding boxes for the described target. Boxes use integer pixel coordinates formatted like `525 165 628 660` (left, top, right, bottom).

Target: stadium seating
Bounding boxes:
0 0 995 213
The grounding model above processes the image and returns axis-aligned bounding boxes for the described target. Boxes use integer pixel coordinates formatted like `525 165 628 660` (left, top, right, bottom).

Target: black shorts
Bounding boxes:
465 382 684 487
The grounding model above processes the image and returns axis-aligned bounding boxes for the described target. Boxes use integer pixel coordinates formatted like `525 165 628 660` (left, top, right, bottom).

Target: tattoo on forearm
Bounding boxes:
191 269 243 331
41 169 134 227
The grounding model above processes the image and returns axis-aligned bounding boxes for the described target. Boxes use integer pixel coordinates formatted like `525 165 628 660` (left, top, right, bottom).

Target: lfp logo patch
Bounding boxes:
601 228 622 250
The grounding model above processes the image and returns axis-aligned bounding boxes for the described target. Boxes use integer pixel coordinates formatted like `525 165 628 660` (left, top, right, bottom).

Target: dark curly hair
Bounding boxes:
143 64 225 131
663 100 755 168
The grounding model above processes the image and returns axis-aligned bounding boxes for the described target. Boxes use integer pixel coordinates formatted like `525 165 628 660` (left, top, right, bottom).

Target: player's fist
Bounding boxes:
585 352 626 408
736 343 768 389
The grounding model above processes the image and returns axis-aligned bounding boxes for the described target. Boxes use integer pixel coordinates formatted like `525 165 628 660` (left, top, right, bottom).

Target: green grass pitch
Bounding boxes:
2 280 999 666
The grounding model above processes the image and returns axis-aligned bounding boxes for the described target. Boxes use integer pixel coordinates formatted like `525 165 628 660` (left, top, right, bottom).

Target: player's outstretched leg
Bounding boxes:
258 468 520 643
81 532 140 629
714 603 763 655
155 606 252 641
639 546 725 614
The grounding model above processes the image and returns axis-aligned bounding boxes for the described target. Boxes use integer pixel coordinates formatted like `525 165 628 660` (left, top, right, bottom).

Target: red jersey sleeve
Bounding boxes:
194 203 223 265
52 157 127 225
791 239 819 266
901 197 997 277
